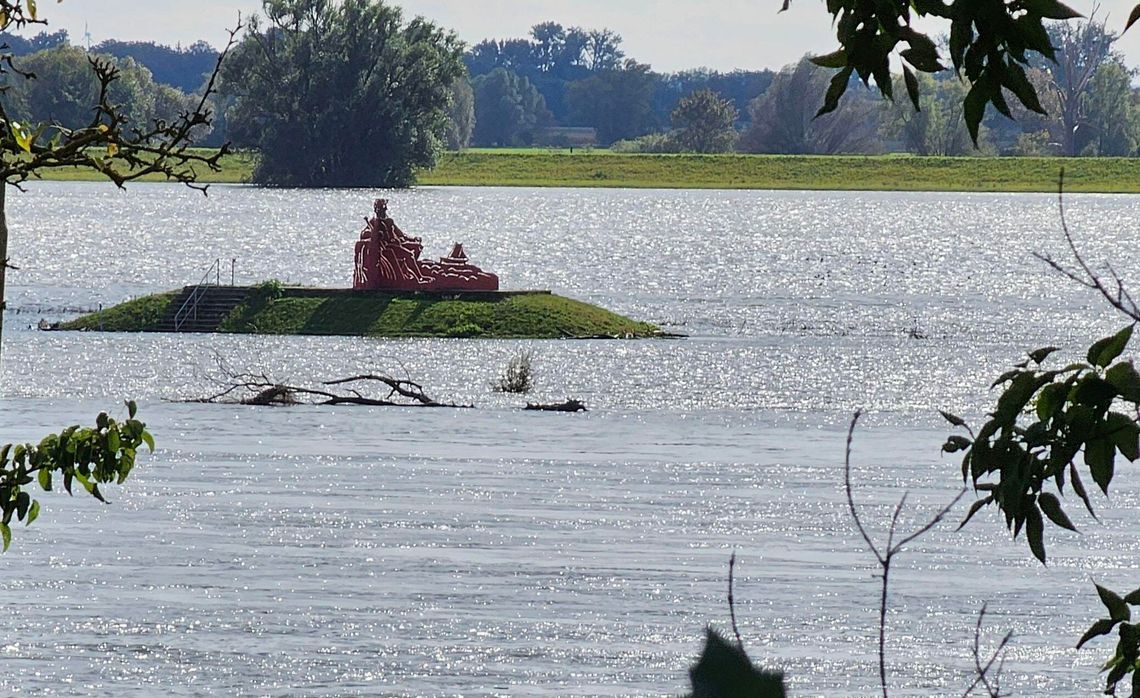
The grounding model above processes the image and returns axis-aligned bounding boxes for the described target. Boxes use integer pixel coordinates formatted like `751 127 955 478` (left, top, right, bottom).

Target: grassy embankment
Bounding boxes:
422 151 1140 192
32 148 1140 192
60 287 662 339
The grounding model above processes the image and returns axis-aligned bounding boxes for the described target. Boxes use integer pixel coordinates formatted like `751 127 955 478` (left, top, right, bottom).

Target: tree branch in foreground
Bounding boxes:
960 603 1013 698
845 411 967 698
1033 169 1140 323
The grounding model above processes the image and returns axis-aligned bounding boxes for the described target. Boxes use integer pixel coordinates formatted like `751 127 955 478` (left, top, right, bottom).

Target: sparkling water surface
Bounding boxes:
3 182 1140 695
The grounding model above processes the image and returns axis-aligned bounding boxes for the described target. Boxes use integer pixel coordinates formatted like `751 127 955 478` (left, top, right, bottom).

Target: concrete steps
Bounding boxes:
153 285 251 333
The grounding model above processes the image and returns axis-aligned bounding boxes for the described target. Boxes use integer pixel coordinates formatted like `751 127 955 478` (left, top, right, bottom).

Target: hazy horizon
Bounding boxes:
14 1 1140 75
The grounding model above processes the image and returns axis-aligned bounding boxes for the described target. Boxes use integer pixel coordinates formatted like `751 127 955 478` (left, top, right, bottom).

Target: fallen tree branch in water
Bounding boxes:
187 351 468 408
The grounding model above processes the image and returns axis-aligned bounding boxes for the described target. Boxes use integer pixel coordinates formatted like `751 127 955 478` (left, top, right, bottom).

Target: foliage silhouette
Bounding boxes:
688 627 786 698
783 0 1140 146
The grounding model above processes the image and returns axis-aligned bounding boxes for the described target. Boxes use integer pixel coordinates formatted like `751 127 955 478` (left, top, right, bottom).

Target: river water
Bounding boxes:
2 182 1139 696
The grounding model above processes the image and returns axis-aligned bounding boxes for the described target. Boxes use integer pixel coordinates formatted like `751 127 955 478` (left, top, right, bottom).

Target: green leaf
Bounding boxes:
816 66 853 118
939 410 967 427
1038 492 1077 531
1106 412 1140 461
1088 326 1134 368
1097 584 1132 622
1002 59 1046 114
107 430 120 453
949 18 972 68
1106 362 1140 402
900 47 944 73
990 369 1022 389
1124 587 1140 605
902 64 920 111
1023 0 1082 19
958 496 993 530
994 372 1046 422
1077 617 1120 648
0 522 9 552
126 400 137 419
810 49 847 69
1086 437 1116 495
26 500 38 526
1029 346 1061 364
1072 376 1117 410
1107 658 1131 695
942 435 971 453
141 430 155 453
37 467 50 491
1070 464 1098 519
1127 4 1140 33
1036 383 1068 421
15 491 29 521
1026 502 1046 564
1015 15 1056 60
9 121 32 153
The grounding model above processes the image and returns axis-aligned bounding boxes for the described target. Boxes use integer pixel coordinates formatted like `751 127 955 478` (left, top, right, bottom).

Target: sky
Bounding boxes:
20 1 1140 74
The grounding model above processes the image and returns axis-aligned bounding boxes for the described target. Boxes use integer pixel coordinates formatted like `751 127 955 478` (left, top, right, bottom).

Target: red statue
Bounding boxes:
353 199 499 292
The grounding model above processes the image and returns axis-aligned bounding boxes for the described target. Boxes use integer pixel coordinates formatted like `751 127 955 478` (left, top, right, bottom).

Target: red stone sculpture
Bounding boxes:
353 199 499 292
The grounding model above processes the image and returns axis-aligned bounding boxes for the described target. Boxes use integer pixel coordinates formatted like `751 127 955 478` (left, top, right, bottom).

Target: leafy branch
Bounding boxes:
781 0 1140 145
945 172 1140 691
0 401 154 552
1076 583 1140 696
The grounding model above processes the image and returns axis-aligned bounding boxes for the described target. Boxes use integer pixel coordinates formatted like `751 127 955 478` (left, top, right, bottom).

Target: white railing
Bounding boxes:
173 258 221 332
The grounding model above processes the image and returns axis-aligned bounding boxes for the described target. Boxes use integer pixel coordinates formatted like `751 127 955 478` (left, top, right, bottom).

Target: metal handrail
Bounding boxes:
173 258 221 331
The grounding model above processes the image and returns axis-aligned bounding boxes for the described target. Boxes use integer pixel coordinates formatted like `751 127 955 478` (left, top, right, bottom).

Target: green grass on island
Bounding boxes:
63 291 180 331
60 287 663 340
46 148 1140 193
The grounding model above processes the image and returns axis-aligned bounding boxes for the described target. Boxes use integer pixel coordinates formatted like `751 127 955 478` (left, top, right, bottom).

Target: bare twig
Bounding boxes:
1033 169 1140 322
728 550 743 649
845 411 968 698
962 604 1013 698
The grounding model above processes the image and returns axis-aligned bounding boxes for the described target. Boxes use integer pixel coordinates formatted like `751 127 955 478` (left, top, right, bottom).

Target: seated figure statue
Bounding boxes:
353 199 499 292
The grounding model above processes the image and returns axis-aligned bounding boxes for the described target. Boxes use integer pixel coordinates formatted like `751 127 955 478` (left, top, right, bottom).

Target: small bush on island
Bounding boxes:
494 349 534 394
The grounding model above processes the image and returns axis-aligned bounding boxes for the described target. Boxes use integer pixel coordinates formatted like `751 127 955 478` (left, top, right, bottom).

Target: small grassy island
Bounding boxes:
60 283 663 339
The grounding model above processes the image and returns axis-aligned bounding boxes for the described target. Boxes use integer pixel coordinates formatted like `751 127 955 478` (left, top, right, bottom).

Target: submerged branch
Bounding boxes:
186 353 468 408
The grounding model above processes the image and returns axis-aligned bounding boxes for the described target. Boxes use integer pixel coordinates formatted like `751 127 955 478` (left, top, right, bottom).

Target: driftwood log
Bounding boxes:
524 398 587 412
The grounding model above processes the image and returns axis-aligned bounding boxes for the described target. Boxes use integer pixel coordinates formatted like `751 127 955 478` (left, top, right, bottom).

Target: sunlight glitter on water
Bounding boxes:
3 183 1140 695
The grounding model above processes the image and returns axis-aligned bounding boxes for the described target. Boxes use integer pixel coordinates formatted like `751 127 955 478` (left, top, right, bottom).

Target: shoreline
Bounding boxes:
33 150 1140 193
59 285 666 340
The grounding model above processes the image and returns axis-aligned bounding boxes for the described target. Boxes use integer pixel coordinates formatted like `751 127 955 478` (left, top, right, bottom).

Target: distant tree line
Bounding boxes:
0 6 1138 191
0 29 220 145
458 16 1140 157
459 22 774 149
